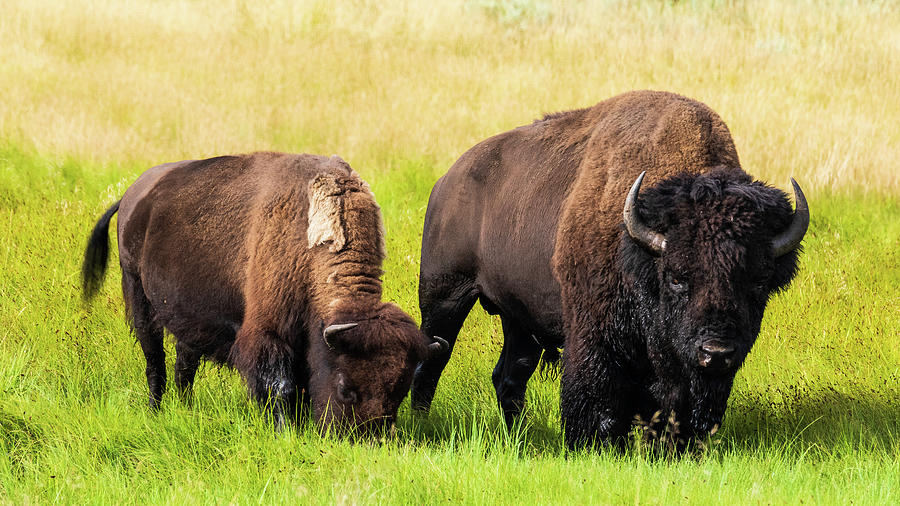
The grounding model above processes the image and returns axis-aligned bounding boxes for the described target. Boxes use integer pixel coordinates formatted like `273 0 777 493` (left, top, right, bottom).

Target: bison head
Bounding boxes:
621 168 808 435
310 303 447 435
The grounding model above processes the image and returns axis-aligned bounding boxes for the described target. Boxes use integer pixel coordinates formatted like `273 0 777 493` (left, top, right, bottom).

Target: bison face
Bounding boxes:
623 169 807 433
311 305 448 434
320 348 418 434
655 247 771 377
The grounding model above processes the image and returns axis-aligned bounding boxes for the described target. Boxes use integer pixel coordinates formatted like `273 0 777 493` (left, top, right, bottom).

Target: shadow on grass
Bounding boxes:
724 388 900 453
0 408 47 472
394 402 565 457
391 387 900 459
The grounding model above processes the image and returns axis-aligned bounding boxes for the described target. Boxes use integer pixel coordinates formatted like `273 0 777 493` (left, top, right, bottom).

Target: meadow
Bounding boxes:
1 0 899 503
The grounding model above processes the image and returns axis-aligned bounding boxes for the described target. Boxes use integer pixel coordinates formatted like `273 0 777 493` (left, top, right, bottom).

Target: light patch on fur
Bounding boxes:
307 174 346 252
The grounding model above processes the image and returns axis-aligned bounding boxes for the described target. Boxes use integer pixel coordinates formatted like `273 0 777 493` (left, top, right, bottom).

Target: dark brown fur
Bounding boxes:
414 91 804 447
83 152 437 431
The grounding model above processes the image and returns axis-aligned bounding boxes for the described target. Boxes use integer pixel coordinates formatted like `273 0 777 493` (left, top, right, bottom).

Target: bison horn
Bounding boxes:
323 322 358 349
771 178 810 257
623 171 667 255
427 335 449 356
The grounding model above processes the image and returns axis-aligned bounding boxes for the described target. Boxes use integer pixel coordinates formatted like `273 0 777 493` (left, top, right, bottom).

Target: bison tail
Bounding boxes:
81 200 121 301
538 347 561 380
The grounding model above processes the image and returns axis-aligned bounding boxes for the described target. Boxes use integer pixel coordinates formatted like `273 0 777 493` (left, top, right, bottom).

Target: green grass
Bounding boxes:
2 0 900 503
1 146 898 503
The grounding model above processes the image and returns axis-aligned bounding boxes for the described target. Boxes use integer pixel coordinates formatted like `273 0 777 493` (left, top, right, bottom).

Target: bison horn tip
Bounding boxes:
771 177 809 257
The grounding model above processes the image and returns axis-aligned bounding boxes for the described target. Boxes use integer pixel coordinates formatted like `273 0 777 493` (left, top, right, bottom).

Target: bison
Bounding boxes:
412 90 808 448
82 152 447 432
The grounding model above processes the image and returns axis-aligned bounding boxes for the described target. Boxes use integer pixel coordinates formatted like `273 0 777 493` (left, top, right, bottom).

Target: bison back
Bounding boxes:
117 152 353 357
420 119 586 341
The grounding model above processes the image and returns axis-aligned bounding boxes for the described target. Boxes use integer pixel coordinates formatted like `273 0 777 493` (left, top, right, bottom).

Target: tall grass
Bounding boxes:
1 0 899 503
2 0 899 192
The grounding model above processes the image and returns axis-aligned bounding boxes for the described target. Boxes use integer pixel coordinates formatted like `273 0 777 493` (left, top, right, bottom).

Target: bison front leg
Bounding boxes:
230 326 297 429
559 346 633 451
492 316 542 427
412 278 478 412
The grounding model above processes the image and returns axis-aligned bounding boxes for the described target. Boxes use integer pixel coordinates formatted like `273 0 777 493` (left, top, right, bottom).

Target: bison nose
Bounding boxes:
698 340 736 371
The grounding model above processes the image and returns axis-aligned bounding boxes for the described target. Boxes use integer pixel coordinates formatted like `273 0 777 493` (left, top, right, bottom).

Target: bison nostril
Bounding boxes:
698 340 736 370
700 340 735 356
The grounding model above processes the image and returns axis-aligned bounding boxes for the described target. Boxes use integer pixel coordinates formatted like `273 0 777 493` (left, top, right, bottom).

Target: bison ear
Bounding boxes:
426 335 449 358
323 323 358 351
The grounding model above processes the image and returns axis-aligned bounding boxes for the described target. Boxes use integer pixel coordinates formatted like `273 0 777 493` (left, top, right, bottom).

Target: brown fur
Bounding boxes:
414 91 804 446
552 91 740 285
82 152 433 432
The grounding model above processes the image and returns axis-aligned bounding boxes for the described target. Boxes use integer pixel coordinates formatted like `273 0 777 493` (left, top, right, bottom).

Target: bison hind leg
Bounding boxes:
174 341 201 401
122 270 166 410
492 316 542 427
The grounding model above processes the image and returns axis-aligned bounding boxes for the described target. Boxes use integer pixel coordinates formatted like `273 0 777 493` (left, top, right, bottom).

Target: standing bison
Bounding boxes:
413 91 808 447
82 152 447 432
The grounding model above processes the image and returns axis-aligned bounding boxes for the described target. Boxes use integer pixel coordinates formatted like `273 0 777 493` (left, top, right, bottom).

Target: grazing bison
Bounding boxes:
413 90 808 447
82 152 447 431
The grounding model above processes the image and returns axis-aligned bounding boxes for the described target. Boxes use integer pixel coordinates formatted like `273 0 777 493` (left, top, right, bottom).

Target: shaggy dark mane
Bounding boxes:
636 168 794 235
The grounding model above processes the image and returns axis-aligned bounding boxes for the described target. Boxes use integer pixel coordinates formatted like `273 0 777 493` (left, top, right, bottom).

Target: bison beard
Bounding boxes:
81 152 447 433
414 90 807 449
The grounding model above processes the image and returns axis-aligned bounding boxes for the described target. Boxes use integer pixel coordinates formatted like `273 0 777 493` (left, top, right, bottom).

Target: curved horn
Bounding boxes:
427 335 449 356
623 171 667 255
771 178 810 257
323 322 358 349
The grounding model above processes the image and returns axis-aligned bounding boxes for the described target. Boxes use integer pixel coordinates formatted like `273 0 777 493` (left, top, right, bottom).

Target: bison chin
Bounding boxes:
315 403 397 439
684 374 735 437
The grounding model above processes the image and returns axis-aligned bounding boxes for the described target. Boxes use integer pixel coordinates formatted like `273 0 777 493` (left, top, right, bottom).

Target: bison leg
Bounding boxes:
492 316 542 427
122 270 166 410
230 326 296 429
559 347 633 450
174 340 201 400
412 279 477 412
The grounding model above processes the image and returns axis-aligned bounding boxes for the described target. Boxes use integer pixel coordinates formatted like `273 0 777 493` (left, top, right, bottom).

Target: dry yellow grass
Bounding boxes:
2 0 898 193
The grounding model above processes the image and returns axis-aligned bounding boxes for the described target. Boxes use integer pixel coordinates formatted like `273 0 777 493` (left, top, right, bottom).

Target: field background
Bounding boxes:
1 0 898 503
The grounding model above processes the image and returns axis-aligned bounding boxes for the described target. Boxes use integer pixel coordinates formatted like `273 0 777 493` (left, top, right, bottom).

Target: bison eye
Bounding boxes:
668 276 688 293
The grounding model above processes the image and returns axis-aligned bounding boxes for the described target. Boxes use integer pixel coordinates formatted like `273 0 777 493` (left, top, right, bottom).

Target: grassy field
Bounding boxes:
2 0 899 503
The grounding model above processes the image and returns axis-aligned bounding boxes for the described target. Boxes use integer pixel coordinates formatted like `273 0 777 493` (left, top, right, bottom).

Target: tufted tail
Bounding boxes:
81 200 120 301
